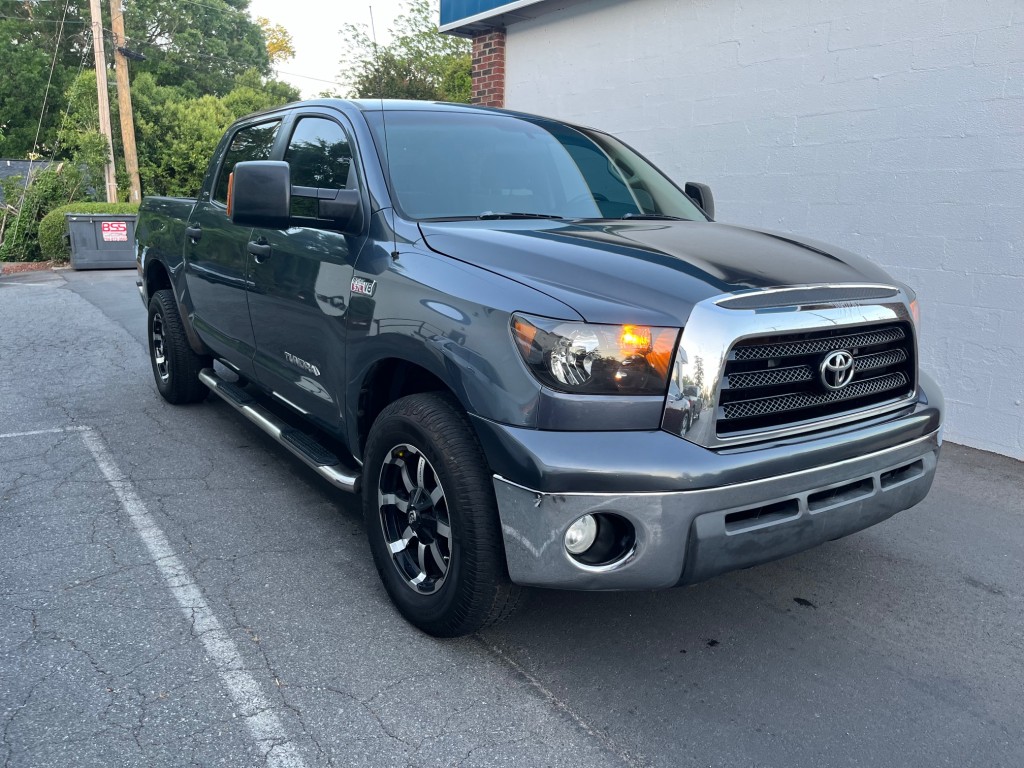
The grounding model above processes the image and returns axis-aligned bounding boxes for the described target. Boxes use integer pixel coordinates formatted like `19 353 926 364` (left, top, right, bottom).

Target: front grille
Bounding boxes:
732 327 905 361
718 322 915 437
722 372 909 420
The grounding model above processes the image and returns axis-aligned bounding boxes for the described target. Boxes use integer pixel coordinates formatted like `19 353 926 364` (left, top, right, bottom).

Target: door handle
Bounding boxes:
185 224 202 242
247 238 272 263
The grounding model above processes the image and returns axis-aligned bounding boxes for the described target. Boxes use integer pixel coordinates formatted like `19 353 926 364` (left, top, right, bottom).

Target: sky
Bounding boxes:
247 0 415 98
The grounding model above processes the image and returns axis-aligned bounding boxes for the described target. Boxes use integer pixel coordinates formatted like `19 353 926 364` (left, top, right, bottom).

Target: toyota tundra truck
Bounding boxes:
135 99 943 637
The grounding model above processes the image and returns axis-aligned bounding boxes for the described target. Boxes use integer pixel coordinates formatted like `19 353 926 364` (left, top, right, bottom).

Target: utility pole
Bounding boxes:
109 0 141 203
88 0 118 202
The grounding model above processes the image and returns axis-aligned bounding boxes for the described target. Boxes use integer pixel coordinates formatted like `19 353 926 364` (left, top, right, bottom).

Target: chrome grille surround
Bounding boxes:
663 284 918 449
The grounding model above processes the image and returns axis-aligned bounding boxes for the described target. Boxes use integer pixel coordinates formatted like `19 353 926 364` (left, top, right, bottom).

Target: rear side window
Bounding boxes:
284 117 354 218
213 120 281 204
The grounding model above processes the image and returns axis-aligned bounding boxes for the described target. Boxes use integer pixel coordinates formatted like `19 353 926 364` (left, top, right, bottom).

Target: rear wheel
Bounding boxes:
363 393 521 637
148 289 210 404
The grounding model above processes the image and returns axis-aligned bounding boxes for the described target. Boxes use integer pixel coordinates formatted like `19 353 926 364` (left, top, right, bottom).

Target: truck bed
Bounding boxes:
134 196 197 266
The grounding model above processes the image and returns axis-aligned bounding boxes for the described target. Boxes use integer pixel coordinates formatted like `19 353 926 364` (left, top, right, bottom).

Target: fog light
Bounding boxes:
564 515 598 554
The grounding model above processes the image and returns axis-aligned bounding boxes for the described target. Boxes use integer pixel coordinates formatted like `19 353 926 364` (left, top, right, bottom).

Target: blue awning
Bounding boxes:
439 0 549 34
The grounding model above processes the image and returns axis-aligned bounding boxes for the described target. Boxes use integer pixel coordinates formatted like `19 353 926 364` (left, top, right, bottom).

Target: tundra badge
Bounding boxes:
284 351 321 377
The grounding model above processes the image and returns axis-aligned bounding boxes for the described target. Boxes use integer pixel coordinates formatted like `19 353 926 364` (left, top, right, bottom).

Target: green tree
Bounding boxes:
0 2 93 157
339 0 471 103
54 71 113 181
0 161 100 262
0 0 272 159
0 0 299 257
121 0 270 98
132 70 299 198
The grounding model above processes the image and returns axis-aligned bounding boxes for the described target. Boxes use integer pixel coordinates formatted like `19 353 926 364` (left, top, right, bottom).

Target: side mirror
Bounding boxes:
230 161 290 229
230 160 362 233
684 182 714 220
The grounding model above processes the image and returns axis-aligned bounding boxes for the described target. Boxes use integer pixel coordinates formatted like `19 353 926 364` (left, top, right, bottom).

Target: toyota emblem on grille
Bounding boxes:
820 350 855 390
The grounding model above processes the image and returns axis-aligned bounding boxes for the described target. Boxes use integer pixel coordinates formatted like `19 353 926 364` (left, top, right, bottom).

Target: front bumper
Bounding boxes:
494 430 938 589
481 372 943 590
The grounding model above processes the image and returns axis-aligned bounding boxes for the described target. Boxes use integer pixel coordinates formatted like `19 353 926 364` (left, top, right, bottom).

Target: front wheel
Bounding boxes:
363 393 521 637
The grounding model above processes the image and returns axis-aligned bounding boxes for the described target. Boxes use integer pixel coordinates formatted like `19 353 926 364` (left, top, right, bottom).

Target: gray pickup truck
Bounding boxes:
135 99 943 636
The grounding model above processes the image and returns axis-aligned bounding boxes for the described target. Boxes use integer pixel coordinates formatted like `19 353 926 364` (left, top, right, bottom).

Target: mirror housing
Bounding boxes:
230 161 290 229
684 182 714 220
292 185 361 232
230 160 362 233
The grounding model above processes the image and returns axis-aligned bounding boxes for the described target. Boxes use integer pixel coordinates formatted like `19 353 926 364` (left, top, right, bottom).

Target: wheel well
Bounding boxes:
358 359 453 452
145 260 172 299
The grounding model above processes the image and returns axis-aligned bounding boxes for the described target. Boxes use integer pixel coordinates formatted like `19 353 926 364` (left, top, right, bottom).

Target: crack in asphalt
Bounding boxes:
473 636 645 768
0 273 647 768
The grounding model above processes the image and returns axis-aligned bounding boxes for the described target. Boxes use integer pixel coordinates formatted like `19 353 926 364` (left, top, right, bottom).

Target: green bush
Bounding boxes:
0 164 93 262
38 202 139 263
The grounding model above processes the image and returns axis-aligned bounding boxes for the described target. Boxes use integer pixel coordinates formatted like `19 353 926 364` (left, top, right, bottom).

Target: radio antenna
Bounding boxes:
368 6 399 259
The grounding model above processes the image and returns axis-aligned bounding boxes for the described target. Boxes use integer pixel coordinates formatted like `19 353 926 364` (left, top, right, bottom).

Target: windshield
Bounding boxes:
366 110 707 222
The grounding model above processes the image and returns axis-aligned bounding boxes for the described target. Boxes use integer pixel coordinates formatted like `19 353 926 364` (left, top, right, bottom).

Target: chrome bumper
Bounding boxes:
493 430 940 590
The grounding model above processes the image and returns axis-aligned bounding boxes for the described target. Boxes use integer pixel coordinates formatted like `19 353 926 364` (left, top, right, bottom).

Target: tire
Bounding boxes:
363 392 522 637
147 289 211 404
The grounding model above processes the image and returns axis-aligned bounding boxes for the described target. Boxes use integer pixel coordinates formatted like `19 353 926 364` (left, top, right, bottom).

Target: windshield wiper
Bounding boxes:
477 211 564 220
619 212 687 220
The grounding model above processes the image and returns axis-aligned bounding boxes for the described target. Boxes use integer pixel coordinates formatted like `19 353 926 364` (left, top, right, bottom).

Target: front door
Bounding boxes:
184 119 282 378
247 115 366 430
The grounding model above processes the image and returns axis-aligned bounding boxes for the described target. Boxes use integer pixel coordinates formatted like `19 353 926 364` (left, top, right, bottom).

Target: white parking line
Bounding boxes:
6 426 308 768
0 426 88 439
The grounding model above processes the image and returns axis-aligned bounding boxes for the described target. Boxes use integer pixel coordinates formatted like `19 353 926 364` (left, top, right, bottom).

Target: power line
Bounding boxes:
20 0 246 13
111 34 343 88
0 13 88 24
6 8 345 119
8 0 72 249
48 28 95 164
273 70 342 87
166 0 245 15
4 7 340 88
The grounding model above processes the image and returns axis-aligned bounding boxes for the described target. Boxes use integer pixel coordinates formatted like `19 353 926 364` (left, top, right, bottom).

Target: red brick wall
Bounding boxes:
471 30 506 107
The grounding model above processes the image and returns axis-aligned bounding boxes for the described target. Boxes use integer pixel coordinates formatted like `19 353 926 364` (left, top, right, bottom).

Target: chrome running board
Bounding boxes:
199 368 360 493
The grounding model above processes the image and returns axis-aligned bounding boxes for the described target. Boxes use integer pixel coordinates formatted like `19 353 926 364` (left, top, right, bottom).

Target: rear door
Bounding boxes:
247 113 367 429
184 119 282 377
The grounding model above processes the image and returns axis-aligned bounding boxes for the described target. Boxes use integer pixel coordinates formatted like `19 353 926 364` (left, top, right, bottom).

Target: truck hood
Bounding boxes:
419 219 895 326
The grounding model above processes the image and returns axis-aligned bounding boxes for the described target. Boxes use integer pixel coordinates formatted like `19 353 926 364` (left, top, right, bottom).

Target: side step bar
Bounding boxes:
199 368 360 493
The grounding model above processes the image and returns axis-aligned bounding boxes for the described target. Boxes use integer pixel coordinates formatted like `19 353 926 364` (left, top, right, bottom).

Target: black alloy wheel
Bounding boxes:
377 443 453 595
147 289 211 404
363 393 522 637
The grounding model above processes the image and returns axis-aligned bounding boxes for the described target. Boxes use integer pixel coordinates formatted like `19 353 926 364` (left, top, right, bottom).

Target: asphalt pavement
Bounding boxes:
1 269 1021 768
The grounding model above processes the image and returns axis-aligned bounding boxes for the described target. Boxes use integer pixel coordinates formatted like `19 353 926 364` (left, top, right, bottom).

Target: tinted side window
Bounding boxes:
213 121 281 204
285 117 353 189
284 118 353 218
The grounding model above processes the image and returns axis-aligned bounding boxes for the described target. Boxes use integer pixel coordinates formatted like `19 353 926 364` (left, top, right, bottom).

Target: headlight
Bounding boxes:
511 313 679 395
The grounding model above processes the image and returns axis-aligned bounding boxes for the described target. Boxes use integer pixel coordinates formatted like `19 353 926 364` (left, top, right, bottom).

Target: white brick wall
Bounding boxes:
505 0 1024 460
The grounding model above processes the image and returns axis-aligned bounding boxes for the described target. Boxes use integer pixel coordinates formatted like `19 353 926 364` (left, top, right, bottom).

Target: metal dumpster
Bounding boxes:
66 213 137 270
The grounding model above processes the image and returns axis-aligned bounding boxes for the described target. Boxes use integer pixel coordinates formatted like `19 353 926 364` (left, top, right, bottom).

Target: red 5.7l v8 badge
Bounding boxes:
351 277 376 297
